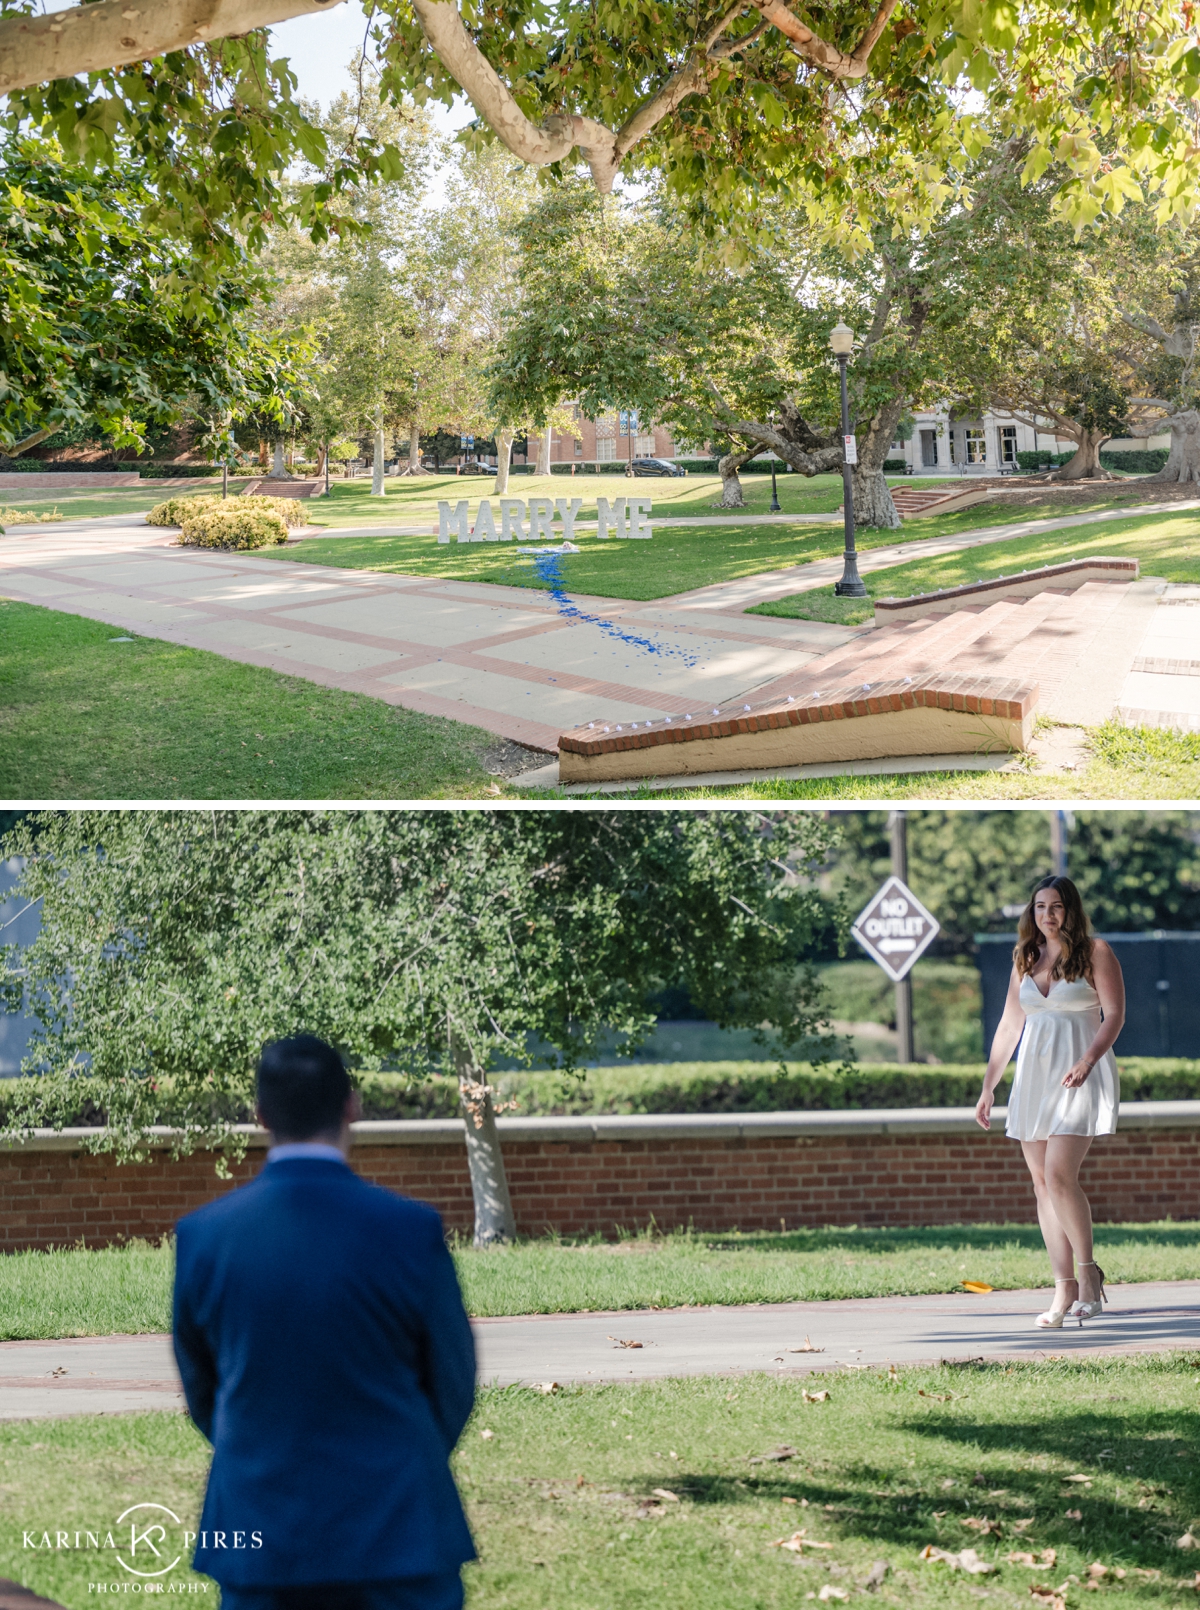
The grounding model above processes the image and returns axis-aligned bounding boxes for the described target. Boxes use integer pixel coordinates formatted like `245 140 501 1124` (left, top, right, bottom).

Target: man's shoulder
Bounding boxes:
176 1163 443 1245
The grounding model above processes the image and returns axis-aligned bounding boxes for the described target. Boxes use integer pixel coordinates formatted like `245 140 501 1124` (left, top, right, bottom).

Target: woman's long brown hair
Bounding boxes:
1014 876 1095 982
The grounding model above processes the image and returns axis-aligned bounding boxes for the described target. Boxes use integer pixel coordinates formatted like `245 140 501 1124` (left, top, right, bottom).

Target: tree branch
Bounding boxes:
748 0 897 77
0 0 347 97
409 0 898 193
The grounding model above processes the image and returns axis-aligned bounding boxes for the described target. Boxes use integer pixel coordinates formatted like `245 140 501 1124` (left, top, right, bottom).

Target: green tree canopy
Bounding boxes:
1 810 843 1242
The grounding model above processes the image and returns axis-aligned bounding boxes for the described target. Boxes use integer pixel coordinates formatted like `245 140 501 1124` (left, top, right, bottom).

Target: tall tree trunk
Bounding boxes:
1057 429 1113 480
535 427 552 475
493 428 515 495
314 443 328 478
371 420 387 497
452 1043 516 1248
850 401 905 529
258 439 269 469
1148 409 1200 482
270 440 291 479
717 446 758 507
398 421 429 476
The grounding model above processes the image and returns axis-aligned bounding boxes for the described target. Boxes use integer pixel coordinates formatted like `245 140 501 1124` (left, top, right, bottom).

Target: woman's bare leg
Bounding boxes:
1020 1140 1078 1301
1042 1135 1099 1301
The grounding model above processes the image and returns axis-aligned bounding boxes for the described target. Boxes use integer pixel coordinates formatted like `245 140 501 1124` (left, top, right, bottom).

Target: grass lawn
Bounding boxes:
4 1357 1199 1609
0 599 500 800
272 485 1171 604
752 509 1200 626
5 1222 1200 1339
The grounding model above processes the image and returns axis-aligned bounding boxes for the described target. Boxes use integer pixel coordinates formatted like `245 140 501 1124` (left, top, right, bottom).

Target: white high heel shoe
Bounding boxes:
1035 1278 1078 1329
1067 1261 1108 1323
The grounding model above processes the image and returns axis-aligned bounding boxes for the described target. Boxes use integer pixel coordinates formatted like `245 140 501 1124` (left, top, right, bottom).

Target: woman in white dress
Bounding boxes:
974 876 1125 1328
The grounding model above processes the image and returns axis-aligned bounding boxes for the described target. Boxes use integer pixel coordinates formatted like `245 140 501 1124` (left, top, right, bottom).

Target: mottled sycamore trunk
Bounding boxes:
493 428 515 495
453 1043 516 1247
717 446 758 507
849 400 904 529
371 421 386 497
535 428 552 475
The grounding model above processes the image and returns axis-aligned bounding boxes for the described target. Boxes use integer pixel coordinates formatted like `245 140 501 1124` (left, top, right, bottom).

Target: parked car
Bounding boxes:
630 457 686 477
456 460 494 475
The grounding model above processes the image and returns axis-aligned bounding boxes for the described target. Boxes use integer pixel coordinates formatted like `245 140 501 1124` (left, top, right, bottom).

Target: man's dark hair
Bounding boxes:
257 1035 352 1140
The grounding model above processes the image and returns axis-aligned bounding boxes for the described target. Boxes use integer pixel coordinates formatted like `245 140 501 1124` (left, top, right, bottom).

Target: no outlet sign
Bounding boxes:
851 875 939 982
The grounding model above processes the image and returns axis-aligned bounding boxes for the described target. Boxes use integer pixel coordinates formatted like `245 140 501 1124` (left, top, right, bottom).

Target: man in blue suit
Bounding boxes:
173 1035 477 1610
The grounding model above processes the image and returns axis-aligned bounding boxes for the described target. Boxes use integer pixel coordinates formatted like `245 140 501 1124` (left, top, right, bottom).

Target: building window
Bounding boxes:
964 427 986 464
597 439 616 461
999 425 1017 464
948 430 955 464
574 439 583 456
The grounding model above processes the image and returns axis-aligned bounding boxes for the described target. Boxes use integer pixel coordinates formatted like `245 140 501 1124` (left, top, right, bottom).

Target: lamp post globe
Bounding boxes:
830 321 867 598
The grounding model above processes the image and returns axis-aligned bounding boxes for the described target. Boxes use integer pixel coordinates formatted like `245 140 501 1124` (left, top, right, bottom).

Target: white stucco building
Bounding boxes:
892 407 1170 474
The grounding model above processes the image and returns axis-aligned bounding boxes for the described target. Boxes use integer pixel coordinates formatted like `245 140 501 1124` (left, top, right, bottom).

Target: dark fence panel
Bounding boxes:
977 932 1200 1058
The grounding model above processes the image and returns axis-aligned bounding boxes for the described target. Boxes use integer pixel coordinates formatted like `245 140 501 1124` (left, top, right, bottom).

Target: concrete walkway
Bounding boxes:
1 500 1195 752
1 1281 1195 1417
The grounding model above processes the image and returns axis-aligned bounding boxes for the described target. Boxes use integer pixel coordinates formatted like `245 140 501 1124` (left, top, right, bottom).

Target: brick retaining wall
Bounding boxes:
2 1107 1197 1250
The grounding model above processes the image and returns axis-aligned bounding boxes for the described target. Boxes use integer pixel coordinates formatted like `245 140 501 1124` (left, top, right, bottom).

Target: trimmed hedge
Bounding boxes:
1100 448 1170 474
12 1057 1197 1129
1015 449 1077 471
883 458 909 472
182 507 289 549
147 493 306 532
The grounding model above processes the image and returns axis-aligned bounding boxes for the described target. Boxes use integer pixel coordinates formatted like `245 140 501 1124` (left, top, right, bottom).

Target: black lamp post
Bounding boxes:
830 319 867 598
769 414 781 512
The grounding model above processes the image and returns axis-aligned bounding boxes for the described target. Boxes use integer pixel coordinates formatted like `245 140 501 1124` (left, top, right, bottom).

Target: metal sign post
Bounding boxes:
851 857 939 1064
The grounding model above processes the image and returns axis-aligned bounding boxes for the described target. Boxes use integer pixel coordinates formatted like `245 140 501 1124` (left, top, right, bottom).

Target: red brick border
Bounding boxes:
1 1126 1196 1250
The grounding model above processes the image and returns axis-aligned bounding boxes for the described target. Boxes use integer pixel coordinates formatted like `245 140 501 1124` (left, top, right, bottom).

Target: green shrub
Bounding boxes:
677 458 719 472
1099 448 1170 474
146 494 224 526
148 493 306 534
883 458 909 472
13 1056 1196 1128
179 507 289 550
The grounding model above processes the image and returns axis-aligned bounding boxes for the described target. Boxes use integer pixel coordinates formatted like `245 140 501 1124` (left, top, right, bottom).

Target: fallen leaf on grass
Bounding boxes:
480 1429 495 1440
652 1488 680 1503
635 1501 666 1519
750 1445 798 1464
772 1531 833 1553
608 1336 643 1349
1007 1551 1056 1569
1185 1571 1200 1590
1029 1588 1066 1610
963 1517 1003 1536
1064 1474 1093 1485
1012 1519 1036 1533
919 1389 962 1402
803 1389 831 1403
919 1545 996 1574
789 1336 825 1353
962 1281 994 1293
1064 1509 1083 1521
819 1587 849 1601
1086 1563 1107 1579
1178 1532 1199 1550
531 1382 560 1395
941 1479 957 1489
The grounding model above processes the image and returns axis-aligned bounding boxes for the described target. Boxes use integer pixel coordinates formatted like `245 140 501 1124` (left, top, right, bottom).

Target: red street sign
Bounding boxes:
851 875 939 982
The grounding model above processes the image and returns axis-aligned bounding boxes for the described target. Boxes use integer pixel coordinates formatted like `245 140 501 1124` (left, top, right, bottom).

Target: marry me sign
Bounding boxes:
437 496 653 543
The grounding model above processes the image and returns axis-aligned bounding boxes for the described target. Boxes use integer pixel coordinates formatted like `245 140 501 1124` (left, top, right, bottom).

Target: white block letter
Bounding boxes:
499 499 527 541
629 496 653 538
554 497 583 540
438 500 469 543
596 496 627 539
527 496 554 541
472 500 498 542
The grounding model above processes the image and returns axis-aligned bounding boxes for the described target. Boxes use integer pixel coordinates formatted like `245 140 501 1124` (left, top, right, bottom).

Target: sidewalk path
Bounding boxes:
1 500 1193 750
1 1281 1194 1417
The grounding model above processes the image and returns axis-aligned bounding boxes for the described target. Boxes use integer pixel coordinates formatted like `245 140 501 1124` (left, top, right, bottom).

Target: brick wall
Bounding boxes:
1 1125 1196 1251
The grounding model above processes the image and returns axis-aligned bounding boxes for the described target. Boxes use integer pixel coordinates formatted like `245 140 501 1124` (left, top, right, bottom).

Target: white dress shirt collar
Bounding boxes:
266 1142 349 1165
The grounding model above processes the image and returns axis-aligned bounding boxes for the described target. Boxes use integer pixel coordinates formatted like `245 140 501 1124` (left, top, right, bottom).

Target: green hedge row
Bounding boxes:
1099 449 1170 474
11 1057 1197 1128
